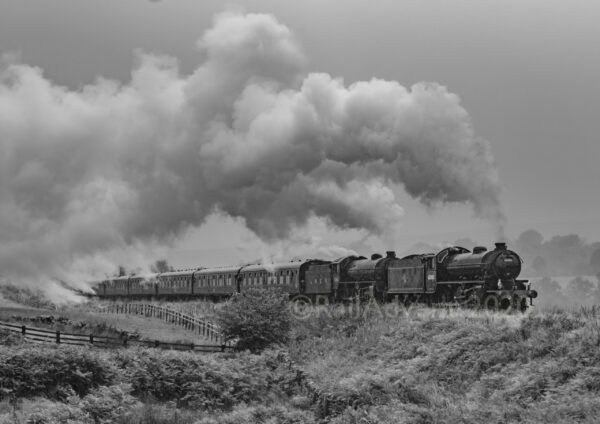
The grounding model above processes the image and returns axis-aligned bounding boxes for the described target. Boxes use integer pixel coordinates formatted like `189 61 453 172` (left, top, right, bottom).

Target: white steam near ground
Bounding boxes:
0 11 505 299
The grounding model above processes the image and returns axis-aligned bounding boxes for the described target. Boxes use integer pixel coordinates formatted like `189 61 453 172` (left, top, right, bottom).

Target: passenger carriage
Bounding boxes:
90 280 107 297
156 270 195 297
194 266 241 298
239 262 302 295
238 260 330 297
104 276 130 297
128 273 159 297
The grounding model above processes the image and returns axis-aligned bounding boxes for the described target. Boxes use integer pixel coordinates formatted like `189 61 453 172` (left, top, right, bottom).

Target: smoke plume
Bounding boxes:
0 11 504 288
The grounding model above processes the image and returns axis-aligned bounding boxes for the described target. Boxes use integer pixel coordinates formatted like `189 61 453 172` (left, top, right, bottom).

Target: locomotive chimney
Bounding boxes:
494 242 507 250
386 251 396 258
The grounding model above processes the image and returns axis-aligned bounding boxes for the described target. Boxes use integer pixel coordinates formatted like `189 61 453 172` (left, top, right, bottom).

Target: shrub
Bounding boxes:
0 328 25 346
216 287 290 352
0 345 114 400
81 384 139 423
116 402 198 424
112 348 301 412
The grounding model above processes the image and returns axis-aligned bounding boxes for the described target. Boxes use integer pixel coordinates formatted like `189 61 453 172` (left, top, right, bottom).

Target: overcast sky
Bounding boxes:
1 0 599 272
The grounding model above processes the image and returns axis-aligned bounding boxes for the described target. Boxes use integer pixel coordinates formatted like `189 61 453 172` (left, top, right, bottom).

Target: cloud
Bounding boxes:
0 11 505 288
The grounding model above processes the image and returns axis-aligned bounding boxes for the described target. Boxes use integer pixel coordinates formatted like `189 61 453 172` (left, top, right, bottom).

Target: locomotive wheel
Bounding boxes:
499 296 512 310
482 294 499 311
519 297 528 312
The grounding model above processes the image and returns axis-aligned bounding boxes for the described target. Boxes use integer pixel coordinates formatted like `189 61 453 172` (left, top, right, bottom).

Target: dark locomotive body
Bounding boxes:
91 242 537 310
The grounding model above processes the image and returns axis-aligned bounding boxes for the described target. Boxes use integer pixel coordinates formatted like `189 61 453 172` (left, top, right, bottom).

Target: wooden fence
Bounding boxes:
0 321 234 352
95 303 233 347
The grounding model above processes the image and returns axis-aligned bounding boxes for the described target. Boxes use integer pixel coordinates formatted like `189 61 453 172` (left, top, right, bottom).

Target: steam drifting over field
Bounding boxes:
0 11 504 288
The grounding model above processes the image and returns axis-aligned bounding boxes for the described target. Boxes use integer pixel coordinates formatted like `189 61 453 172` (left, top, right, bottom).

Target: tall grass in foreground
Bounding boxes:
289 305 600 423
2 305 600 423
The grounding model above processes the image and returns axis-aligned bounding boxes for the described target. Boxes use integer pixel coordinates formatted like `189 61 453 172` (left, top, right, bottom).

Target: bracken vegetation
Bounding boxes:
2 303 600 423
289 305 600 423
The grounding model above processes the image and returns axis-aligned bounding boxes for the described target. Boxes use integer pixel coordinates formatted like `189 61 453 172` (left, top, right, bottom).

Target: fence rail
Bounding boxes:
0 321 234 352
94 303 233 347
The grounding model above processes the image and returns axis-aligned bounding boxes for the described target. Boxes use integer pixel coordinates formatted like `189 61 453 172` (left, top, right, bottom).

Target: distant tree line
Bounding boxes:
535 274 600 308
516 230 600 277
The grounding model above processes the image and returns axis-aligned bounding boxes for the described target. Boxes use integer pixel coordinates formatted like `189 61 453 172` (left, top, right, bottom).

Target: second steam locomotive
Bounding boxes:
92 242 538 310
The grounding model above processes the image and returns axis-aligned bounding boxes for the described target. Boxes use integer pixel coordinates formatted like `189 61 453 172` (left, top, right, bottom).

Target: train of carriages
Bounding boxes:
91 242 538 310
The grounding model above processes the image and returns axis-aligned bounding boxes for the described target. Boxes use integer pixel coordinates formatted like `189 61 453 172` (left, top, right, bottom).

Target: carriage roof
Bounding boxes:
157 270 196 278
195 266 243 275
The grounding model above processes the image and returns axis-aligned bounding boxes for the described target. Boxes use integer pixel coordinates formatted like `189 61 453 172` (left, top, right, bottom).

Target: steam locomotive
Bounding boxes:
91 242 538 310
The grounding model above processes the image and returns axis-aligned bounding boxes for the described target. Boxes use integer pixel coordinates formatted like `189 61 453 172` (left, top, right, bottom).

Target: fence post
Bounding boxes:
56 330 60 344
21 325 26 336
190 343 194 351
89 334 94 345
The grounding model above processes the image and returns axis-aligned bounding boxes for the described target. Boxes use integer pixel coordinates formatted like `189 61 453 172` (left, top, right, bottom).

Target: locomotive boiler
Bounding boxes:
331 251 404 301
437 243 522 286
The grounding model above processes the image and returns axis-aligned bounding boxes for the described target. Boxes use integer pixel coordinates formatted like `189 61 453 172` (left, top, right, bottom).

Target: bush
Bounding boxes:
0 328 25 346
112 348 300 411
216 288 290 352
81 384 139 423
0 345 114 400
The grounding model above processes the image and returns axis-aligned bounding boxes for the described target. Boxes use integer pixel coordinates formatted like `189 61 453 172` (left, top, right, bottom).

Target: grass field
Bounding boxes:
0 301 215 344
2 293 600 423
288 304 600 423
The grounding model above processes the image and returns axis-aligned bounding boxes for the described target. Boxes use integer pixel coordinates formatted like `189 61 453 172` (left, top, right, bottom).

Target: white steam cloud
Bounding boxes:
0 11 504 288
